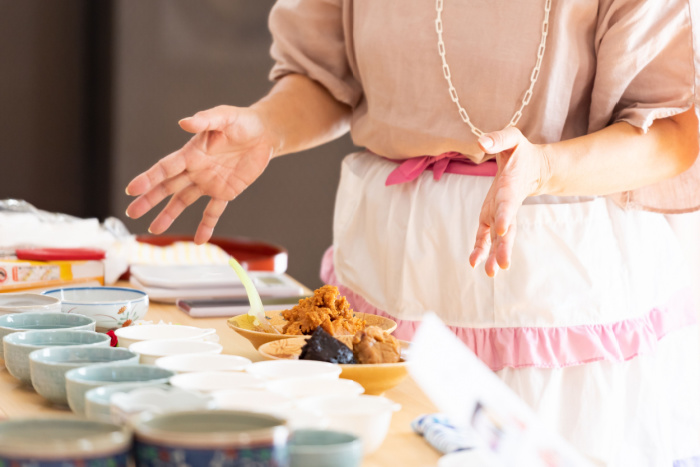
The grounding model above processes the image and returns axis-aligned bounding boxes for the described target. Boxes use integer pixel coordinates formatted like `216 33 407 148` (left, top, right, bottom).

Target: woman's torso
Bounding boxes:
344 0 599 161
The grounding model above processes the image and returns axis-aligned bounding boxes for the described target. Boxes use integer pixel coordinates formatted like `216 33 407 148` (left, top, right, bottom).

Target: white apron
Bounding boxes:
325 151 700 466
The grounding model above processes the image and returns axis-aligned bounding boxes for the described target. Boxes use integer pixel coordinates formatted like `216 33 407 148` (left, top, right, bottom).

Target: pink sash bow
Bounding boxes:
384 151 498 186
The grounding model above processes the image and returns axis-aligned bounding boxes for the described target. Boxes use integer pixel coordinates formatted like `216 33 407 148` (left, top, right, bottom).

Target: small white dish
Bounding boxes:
114 324 217 348
296 395 401 455
211 389 294 413
266 378 364 400
128 339 223 364
155 354 251 374
111 386 215 425
210 389 327 430
169 370 267 393
84 383 171 423
0 293 61 314
246 360 341 381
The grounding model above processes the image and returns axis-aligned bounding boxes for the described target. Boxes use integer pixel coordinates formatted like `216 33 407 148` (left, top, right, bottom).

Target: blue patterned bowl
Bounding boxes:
42 287 148 332
29 346 140 406
0 418 131 466
132 410 289 467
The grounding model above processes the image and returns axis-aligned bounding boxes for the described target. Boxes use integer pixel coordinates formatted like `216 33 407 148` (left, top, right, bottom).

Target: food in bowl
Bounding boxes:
282 285 365 337
352 326 401 364
299 326 401 365
258 338 410 395
299 327 356 364
227 308 396 351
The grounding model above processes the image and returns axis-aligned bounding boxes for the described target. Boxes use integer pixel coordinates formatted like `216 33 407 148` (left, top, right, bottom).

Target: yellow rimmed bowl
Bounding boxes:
227 310 397 350
257 337 410 396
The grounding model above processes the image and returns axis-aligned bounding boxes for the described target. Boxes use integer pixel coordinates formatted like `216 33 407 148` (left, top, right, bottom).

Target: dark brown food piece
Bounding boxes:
352 326 401 364
299 327 357 364
282 285 366 336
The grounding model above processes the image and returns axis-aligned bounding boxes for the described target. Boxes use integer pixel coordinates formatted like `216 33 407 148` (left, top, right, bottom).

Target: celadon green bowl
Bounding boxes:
29 346 139 406
3 330 110 385
0 312 95 359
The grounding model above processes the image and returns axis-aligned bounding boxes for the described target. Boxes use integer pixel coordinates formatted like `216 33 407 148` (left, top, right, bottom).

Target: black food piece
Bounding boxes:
299 327 357 364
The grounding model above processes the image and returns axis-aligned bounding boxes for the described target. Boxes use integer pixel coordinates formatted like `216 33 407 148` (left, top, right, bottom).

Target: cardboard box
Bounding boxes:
0 259 104 293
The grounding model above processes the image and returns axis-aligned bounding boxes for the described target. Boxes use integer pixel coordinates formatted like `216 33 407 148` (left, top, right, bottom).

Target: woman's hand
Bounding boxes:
469 127 552 277
125 105 278 244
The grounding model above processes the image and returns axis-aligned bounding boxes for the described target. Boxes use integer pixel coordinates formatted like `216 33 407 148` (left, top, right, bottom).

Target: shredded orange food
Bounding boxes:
282 285 366 336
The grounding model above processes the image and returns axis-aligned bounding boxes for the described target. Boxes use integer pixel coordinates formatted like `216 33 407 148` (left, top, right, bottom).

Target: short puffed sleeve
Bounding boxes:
591 0 700 213
268 0 362 108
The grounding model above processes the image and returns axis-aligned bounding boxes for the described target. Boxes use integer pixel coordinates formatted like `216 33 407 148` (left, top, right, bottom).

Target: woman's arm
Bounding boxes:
470 107 699 276
125 73 351 243
252 73 352 157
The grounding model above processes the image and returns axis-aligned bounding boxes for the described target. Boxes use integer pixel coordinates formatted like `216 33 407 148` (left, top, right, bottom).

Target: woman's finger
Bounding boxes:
125 173 190 219
484 228 500 277
470 222 492 268
148 184 203 234
194 198 229 245
478 127 524 155
126 150 188 197
495 221 517 270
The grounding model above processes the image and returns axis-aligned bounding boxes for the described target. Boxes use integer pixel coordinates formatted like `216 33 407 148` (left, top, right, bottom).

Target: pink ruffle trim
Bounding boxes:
321 247 697 371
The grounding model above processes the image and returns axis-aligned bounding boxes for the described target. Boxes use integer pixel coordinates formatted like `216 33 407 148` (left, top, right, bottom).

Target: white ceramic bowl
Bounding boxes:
110 385 215 425
266 378 365 400
0 293 62 314
296 395 401 454
155 354 251 374
114 324 217 348
129 339 223 365
211 389 295 413
246 360 342 381
169 371 267 393
41 287 148 332
83 383 169 423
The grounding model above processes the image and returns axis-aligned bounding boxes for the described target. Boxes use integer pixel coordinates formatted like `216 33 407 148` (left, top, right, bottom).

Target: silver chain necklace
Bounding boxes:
435 0 552 137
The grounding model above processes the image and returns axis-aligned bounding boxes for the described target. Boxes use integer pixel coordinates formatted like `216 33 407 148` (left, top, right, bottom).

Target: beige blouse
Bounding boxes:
268 0 700 213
